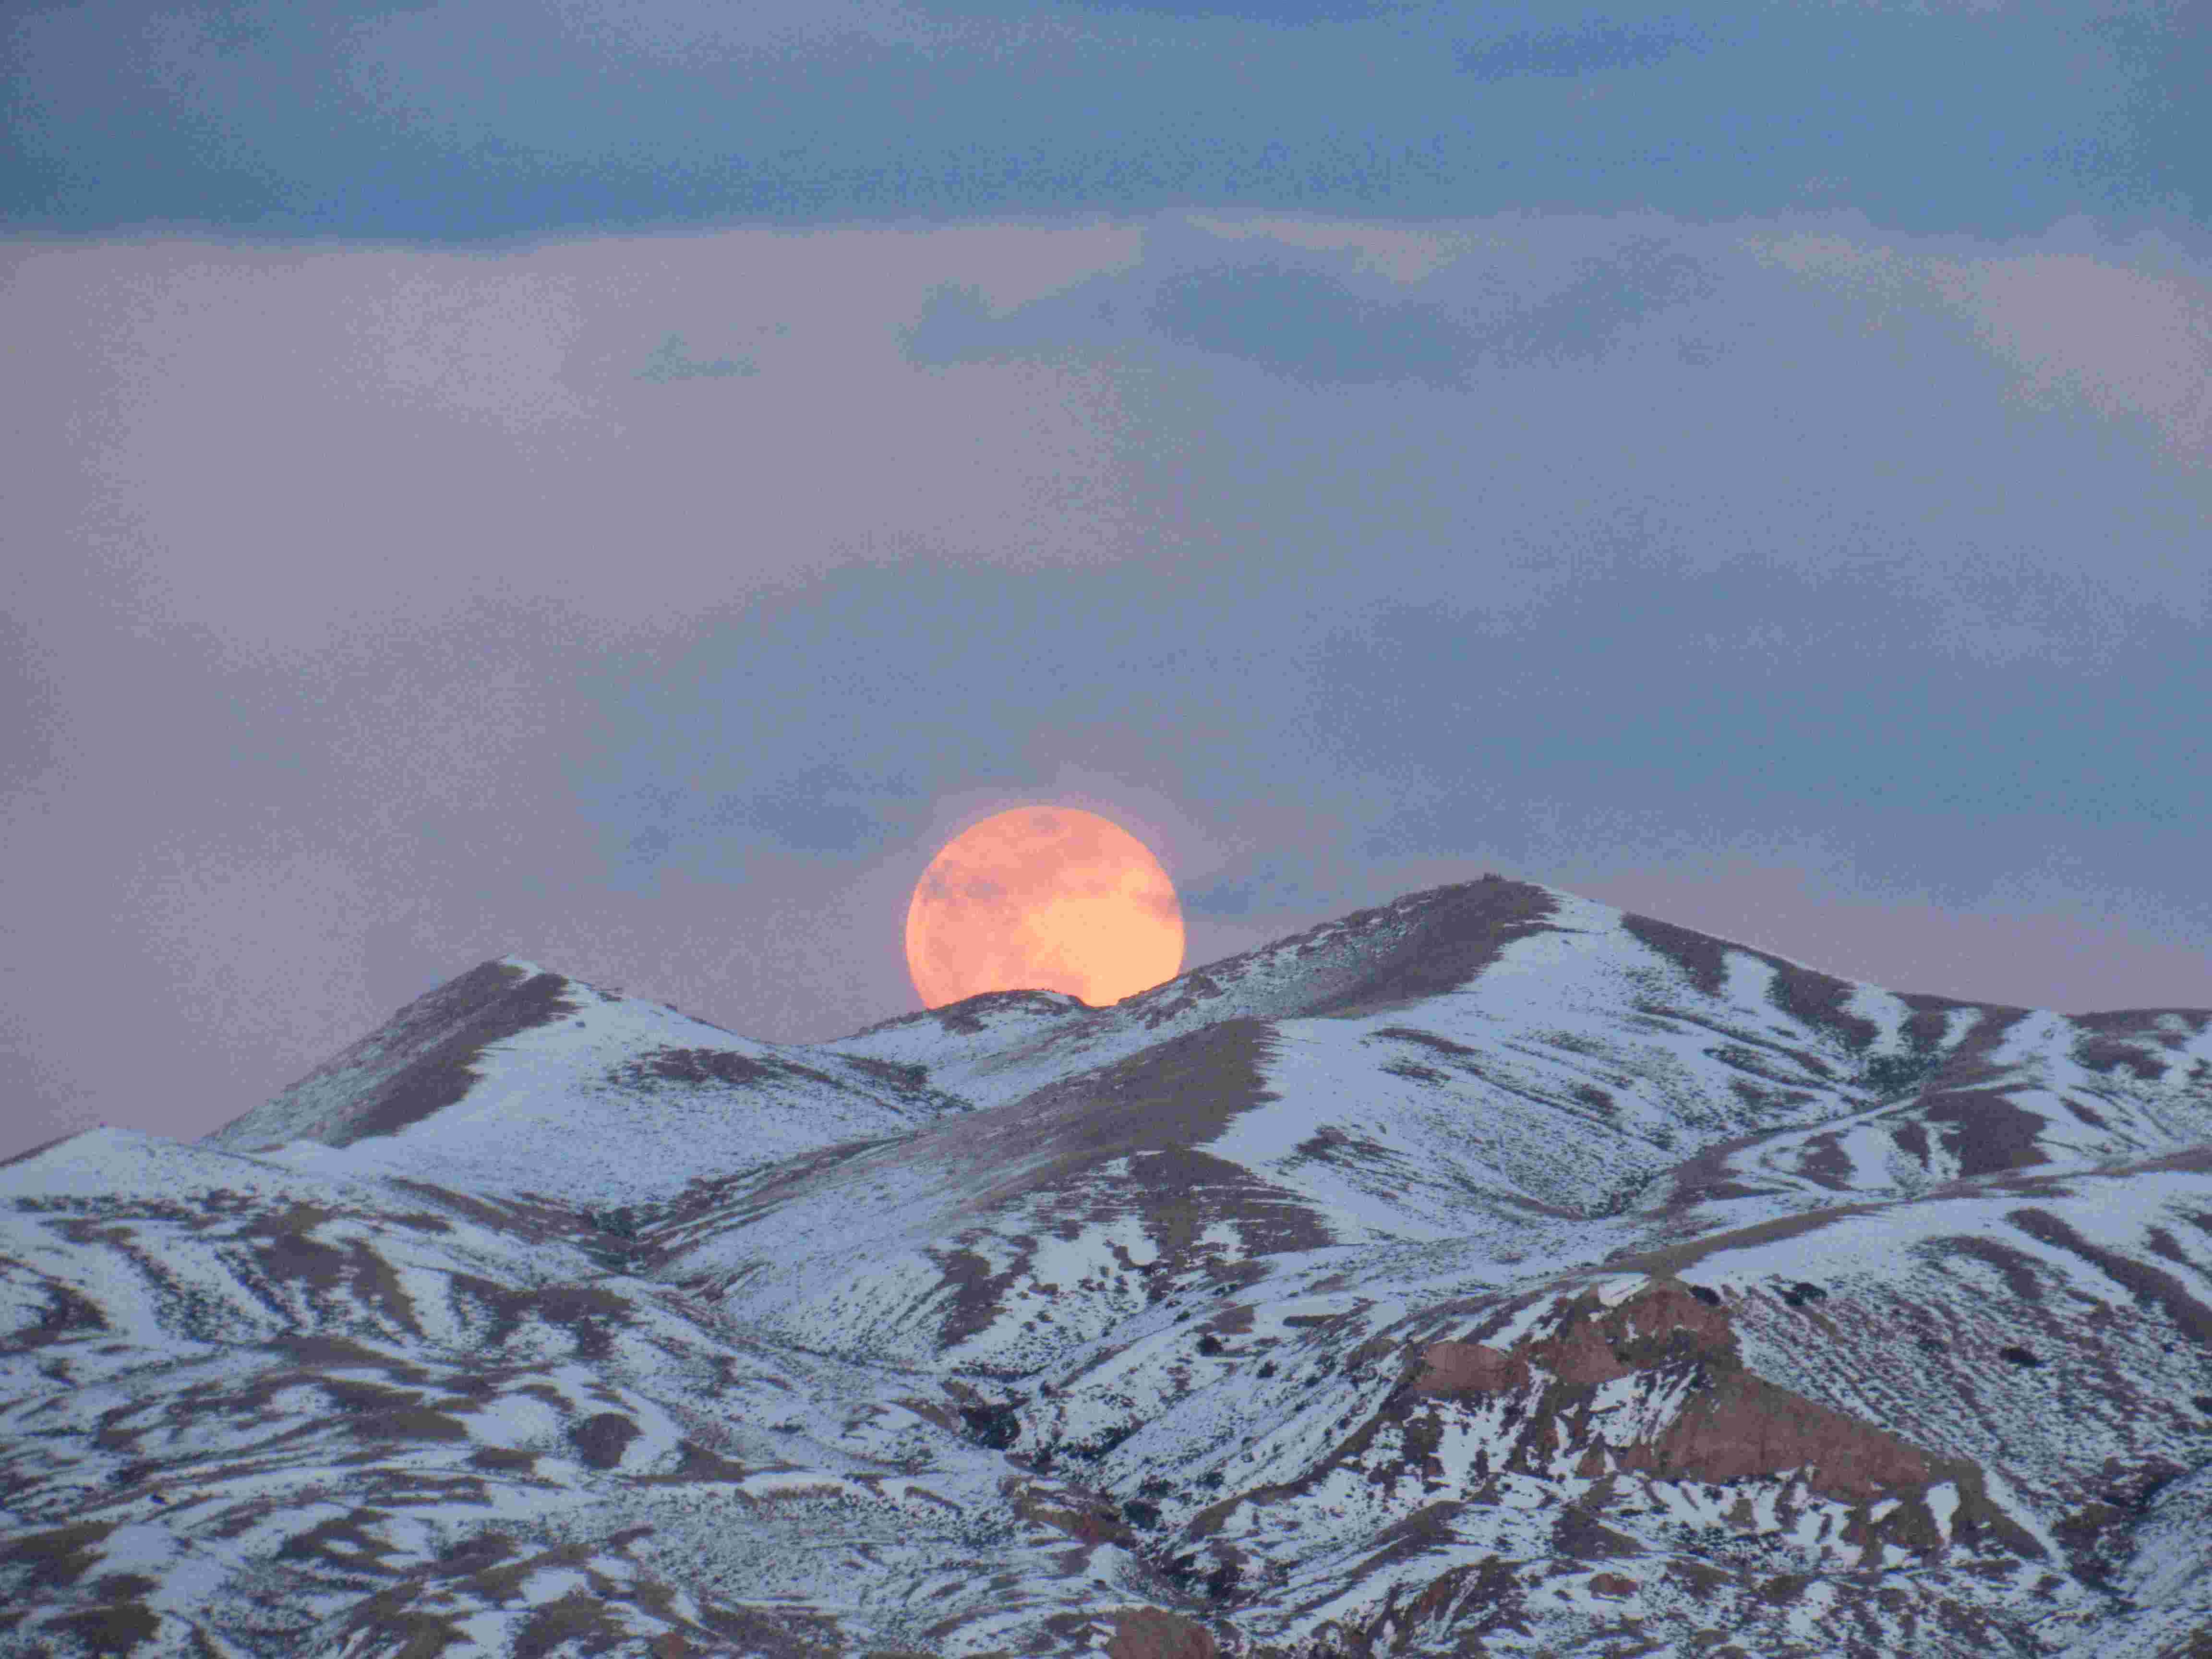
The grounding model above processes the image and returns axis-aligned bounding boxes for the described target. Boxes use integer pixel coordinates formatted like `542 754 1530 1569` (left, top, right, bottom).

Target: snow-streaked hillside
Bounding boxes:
204 957 971 1207
4 877 2209 1657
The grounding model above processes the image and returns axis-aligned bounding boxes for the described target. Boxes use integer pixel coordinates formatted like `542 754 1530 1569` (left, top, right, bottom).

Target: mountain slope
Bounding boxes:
204 956 970 1207
3 876 2209 1658
663 883 2212 1376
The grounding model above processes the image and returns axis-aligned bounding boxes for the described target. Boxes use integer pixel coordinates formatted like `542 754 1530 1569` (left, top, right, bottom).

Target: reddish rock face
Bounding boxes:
1531 1315 1632 1386
1414 1340 1532 1395
1609 1281 1734 1352
1651 1372 1933 1504
1107 1607 1219 1659
1478 1278 1937 1508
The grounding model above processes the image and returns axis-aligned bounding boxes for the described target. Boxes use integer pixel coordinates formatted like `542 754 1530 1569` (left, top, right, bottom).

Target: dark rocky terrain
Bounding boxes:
5 876 2211 1656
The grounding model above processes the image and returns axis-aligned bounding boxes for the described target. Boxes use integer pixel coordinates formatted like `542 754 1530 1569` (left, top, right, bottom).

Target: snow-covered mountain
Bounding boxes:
5 876 2211 1656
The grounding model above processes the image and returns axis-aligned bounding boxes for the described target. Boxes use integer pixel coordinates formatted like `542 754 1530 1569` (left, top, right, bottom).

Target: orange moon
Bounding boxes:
905 807 1185 1009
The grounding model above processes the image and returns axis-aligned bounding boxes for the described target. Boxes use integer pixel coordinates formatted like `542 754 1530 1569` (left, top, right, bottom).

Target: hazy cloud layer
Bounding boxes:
5 205 2208 1159
4 2 2196 237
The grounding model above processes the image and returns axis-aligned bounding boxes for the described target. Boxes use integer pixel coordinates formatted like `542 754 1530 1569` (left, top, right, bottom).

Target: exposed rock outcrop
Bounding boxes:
1107 1606 1218 1659
1402 1278 1968 1539
1412 1339 1530 1395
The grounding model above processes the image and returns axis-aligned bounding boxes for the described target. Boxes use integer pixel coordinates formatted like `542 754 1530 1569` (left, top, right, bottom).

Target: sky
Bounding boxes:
2 0 2208 1160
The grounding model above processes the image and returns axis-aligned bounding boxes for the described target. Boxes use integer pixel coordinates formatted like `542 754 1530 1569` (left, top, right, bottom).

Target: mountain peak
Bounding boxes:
205 957 587 1152
8 878 2212 1652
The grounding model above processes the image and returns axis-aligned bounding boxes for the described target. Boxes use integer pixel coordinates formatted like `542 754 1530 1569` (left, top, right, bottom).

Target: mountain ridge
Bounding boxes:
4 876 2210 1657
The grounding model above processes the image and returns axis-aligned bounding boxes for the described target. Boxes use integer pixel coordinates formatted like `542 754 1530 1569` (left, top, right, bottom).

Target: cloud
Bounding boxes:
1184 214 1470 286
636 332 757 382
1936 250 2212 462
710 763 912 854
1146 259 1474 387
4 225 1145 664
4 0 2190 237
1045 0 1399 20
1501 234 1716 361
1453 16 1705 80
905 213 1724 389
359 259 596 431
1750 221 2212 466
7 206 2211 1167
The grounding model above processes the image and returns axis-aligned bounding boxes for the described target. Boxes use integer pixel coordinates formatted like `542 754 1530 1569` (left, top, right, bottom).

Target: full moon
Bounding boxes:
905 807 1185 1009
